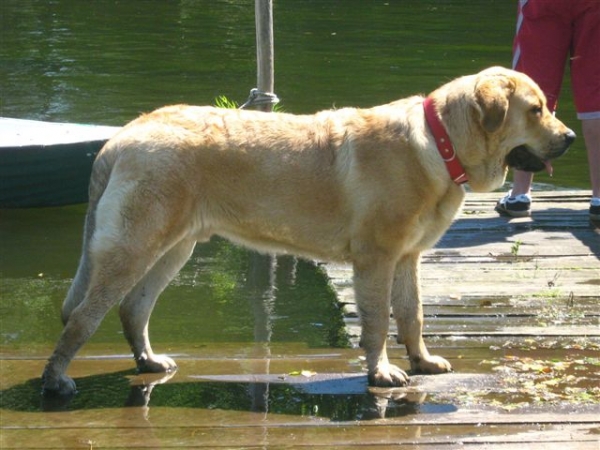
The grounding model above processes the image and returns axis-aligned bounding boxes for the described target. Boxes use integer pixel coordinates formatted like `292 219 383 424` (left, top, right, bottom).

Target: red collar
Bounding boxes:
423 97 468 185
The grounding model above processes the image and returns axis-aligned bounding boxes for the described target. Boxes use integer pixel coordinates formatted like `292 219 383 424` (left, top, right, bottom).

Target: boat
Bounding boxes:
0 118 120 208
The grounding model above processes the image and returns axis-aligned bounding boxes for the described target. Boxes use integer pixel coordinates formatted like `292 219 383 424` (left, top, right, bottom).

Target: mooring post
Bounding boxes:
248 0 279 415
254 0 275 112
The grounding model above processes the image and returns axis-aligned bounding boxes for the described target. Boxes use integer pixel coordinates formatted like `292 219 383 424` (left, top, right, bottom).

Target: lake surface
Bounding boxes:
1 0 590 189
0 0 593 430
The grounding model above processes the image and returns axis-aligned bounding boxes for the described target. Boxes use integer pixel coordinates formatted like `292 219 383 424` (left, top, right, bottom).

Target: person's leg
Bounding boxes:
582 119 600 198
512 1 570 112
509 170 534 197
582 119 600 219
570 2 600 217
497 0 572 217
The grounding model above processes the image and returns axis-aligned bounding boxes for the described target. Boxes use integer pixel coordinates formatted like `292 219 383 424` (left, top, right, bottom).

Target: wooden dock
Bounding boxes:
1 191 599 449
324 190 600 448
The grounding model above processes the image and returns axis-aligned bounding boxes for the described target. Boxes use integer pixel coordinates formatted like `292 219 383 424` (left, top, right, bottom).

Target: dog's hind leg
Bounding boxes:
42 190 191 396
42 247 159 396
119 237 197 374
391 253 452 375
61 205 98 325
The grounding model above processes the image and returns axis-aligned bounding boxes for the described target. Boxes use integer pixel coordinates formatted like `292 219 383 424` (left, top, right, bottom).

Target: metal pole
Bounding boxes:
254 0 274 112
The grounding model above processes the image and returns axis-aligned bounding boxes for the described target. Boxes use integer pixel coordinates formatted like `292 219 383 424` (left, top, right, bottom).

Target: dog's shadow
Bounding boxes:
0 370 456 421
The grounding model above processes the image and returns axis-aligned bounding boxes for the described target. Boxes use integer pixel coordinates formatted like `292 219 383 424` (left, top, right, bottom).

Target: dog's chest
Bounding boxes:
409 192 464 252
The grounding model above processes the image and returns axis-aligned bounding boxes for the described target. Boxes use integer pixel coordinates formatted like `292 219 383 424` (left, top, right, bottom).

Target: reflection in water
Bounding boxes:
247 253 277 417
29 369 454 421
123 373 449 421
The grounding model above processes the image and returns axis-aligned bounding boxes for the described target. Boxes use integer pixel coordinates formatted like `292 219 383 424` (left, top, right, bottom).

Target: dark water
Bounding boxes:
0 0 593 424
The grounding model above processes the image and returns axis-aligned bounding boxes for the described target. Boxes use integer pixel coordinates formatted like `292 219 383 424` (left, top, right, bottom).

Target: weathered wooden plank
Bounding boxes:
339 291 600 313
344 323 600 339
324 191 599 347
2 423 599 449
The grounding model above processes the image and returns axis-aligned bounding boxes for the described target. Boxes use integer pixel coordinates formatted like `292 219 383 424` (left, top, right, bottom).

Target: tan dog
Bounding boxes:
42 67 574 396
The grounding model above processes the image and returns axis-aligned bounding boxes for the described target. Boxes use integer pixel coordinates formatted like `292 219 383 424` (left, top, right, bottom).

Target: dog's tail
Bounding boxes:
61 142 119 324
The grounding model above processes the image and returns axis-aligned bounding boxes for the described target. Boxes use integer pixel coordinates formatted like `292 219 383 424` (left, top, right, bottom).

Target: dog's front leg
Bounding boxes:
392 253 452 374
353 257 409 387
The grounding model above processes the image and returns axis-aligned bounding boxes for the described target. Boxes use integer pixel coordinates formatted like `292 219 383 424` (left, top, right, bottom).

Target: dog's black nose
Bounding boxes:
565 129 576 146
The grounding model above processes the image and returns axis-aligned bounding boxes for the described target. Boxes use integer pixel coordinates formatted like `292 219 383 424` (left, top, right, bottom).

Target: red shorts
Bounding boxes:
513 0 600 119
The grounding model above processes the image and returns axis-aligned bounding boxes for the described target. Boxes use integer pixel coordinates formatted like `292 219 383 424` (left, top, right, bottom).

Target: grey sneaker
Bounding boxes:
495 192 531 218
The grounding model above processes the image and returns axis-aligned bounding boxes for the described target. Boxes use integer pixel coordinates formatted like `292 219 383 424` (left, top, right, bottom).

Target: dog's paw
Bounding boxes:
136 354 178 374
368 364 409 387
42 373 77 397
411 355 452 374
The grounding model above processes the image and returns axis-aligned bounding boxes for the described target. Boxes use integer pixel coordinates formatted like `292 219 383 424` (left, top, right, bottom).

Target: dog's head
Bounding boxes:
437 67 575 192
473 67 575 187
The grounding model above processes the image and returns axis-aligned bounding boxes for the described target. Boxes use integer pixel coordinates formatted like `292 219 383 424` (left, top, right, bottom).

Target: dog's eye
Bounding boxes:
531 106 543 116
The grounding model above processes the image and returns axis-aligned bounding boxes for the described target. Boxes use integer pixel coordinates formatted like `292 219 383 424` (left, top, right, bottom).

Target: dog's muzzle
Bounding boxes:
506 130 576 173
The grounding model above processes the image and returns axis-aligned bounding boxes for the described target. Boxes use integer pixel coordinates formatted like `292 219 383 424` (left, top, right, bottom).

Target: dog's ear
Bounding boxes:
474 75 516 133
